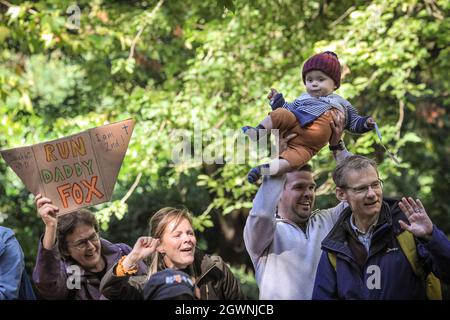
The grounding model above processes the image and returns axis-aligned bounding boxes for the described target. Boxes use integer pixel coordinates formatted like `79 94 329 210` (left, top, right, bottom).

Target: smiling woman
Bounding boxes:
100 207 245 300
32 194 147 300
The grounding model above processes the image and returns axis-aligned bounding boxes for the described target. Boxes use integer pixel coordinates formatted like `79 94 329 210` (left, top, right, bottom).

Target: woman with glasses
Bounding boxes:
32 194 147 300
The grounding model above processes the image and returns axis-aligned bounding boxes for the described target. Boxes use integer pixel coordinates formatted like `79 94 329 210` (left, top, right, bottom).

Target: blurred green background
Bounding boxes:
1 0 449 299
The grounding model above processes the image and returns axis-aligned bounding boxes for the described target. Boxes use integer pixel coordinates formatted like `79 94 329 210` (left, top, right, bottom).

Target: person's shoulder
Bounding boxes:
297 92 311 99
328 93 344 98
311 208 330 218
312 202 347 217
101 238 132 255
114 241 132 249
0 227 21 257
329 93 350 103
309 209 336 228
0 226 13 234
0 226 15 242
196 250 228 273
114 242 133 253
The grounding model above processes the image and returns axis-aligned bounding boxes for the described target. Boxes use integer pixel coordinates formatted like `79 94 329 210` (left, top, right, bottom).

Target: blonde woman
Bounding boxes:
100 207 244 300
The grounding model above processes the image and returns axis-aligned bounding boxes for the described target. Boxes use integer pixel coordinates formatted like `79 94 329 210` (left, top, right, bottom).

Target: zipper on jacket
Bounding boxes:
365 224 390 262
304 218 313 239
279 218 309 239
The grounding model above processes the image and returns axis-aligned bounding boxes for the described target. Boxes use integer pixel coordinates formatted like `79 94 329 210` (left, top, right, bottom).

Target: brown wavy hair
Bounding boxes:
57 209 99 258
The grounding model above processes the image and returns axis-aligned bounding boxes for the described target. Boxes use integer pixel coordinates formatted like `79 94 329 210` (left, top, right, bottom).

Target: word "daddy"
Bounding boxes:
41 160 93 184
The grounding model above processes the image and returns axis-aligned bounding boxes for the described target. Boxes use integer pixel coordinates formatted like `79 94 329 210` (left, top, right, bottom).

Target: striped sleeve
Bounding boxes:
342 100 371 133
282 99 302 113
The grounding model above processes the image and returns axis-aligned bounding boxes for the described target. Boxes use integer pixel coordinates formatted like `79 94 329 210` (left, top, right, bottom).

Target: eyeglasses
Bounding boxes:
342 179 383 195
69 233 100 250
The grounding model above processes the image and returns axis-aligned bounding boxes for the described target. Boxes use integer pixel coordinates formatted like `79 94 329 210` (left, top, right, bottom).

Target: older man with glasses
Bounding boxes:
312 155 450 299
32 194 147 300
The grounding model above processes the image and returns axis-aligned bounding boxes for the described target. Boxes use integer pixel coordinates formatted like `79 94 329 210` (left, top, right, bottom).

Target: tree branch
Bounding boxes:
120 172 142 204
396 100 404 140
0 0 37 14
330 6 355 28
128 0 164 60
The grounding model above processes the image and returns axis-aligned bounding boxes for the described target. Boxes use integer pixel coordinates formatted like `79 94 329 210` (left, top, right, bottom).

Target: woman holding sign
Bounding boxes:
32 194 147 300
99 207 244 300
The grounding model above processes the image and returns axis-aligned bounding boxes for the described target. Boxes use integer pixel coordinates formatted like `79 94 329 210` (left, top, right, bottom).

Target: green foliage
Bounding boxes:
96 200 128 231
191 210 214 232
229 264 258 300
1 0 449 291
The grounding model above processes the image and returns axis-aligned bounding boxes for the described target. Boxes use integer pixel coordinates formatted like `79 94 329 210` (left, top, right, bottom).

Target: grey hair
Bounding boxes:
332 155 378 188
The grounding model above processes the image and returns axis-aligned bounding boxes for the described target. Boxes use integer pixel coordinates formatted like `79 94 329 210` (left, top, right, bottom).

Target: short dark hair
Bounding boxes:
332 155 378 188
297 163 313 173
284 164 314 189
57 209 99 257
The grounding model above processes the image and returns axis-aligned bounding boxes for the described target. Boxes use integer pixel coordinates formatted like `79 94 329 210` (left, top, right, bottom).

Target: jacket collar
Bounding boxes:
191 250 223 286
321 200 397 261
0 226 14 255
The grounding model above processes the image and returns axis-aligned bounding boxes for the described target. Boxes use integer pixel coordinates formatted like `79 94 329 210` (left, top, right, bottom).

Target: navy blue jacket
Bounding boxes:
312 198 450 299
0 226 35 299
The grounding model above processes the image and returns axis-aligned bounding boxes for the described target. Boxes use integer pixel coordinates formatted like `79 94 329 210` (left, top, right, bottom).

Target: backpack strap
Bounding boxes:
18 271 36 300
327 252 337 271
396 230 442 300
397 231 423 276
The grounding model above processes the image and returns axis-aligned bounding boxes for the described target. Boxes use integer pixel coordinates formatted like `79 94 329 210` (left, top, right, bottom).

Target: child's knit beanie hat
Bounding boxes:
302 51 341 89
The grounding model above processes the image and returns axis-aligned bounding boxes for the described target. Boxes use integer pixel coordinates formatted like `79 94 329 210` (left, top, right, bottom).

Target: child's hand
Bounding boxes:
267 88 278 101
365 117 376 129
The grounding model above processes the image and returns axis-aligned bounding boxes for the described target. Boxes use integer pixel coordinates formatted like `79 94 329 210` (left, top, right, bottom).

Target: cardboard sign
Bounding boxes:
1 119 134 215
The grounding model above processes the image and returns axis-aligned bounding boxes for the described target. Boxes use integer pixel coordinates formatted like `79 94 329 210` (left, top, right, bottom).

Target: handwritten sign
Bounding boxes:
1 119 134 215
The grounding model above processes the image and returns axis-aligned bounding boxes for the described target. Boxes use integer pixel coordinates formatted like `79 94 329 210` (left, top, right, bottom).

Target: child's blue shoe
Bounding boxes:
242 126 253 134
242 125 268 141
247 166 261 184
242 126 258 141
